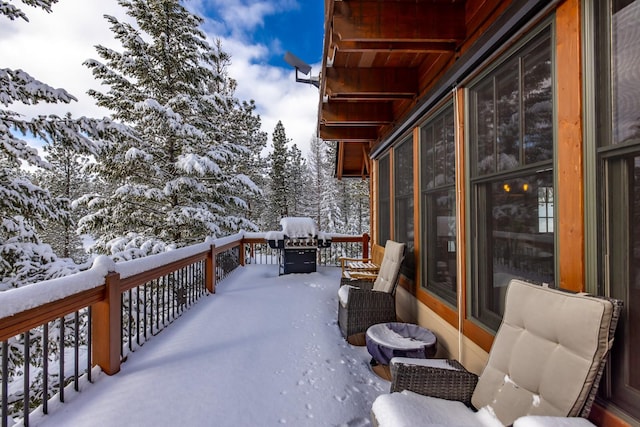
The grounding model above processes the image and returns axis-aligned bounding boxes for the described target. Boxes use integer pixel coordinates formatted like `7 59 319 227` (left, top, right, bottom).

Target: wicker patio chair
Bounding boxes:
338 240 405 343
371 279 622 427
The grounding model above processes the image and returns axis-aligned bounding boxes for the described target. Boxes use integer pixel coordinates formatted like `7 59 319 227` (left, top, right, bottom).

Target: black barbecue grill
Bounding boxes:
266 218 331 275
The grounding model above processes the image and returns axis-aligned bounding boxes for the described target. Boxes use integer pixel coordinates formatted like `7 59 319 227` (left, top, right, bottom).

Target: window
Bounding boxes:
394 137 415 279
394 137 414 250
421 104 457 305
594 0 640 419
378 155 391 245
468 26 554 331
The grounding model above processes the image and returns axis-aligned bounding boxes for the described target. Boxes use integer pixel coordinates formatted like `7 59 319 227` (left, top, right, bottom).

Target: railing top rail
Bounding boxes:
0 232 367 324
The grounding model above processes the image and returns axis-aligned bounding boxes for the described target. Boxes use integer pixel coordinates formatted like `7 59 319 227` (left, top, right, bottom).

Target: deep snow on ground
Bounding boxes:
34 265 388 427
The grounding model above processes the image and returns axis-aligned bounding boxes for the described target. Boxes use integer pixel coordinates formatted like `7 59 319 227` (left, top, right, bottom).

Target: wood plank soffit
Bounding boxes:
333 1 466 43
319 124 379 141
321 102 393 125
325 67 418 98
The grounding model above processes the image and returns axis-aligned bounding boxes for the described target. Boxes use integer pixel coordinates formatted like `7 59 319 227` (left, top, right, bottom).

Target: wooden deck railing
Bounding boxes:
0 232 369 426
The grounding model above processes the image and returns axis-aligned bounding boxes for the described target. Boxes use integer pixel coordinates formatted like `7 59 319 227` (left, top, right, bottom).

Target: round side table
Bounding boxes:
366 322 437 380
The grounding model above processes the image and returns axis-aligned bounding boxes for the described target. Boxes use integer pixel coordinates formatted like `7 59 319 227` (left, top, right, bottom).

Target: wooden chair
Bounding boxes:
339 243 385 285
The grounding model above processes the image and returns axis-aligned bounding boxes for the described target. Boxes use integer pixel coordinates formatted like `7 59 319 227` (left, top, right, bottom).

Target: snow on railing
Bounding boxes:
0 232 369 426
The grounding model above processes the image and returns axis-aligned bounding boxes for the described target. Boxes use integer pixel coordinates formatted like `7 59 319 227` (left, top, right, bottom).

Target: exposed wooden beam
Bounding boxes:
325 67 418 98
321 102 393 125
334 1 466 43
319 124 379 142
337 140 345 180
361 144 371 177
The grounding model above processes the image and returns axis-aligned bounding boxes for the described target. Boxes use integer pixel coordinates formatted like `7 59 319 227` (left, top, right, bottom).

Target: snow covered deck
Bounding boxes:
33 265 387 427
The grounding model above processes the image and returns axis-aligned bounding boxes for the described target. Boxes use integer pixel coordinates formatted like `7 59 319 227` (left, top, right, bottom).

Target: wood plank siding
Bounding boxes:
319 0 635 425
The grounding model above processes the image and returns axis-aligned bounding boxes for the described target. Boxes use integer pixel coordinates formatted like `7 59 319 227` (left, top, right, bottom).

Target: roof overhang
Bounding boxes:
318 0 467 178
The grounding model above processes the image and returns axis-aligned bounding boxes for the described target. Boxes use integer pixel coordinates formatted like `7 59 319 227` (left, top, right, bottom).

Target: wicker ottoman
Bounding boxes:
366 322 437 380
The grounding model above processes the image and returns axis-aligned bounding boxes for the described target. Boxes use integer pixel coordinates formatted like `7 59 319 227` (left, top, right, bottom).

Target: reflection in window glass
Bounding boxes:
600 0 640 417
612 0 640 145
472 30 552 178
421 105 457 305
475 80 496 176
469 26 554 331
523 48 553 163
378 155 390 245
496 59 520 171
537 187 554 233
395 137 415 280
474 171 554 329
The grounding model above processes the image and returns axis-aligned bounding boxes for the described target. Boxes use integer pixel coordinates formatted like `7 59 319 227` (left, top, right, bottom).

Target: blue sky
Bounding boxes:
1 0 324 154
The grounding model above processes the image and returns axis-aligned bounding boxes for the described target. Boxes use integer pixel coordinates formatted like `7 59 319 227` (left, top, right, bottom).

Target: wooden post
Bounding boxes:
239 241 246 266
92 272 121 375
206 244 215 294
362 233 370 259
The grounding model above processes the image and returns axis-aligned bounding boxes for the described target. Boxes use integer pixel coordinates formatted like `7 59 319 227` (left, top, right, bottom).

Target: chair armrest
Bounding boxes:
390 358 478 407
339 257 373 274
346 281 375 292
339 257 372 263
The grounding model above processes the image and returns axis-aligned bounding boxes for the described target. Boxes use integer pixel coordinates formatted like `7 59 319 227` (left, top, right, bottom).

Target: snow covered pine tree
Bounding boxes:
79 0 261 259
1 0 124 289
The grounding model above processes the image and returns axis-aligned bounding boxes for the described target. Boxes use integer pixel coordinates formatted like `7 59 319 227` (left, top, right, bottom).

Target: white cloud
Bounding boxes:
1 0 319 155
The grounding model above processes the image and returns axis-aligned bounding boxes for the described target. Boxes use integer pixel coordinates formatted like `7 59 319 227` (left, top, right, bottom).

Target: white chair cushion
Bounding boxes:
471 280 614 425
513 416 596 427
372 240 405 293
372 391 503 427
338 285 354 307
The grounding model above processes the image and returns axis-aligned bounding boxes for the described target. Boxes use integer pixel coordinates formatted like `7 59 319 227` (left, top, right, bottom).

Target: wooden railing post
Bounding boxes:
362 233 370 259
239 240 246 266
92 272 121 375
206 244 215 294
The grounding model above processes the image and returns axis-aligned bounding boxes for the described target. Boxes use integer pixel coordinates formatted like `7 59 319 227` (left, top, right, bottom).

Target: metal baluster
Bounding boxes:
74 311 79 391
23 332 30 427
143 283 148 341
136 286 141 347
120 294 124 359
87 307 92 383
171 271 176 320
43 323 48 414
59 317 64 403
164 275 168 326
2 340 8 427
128 289 133 352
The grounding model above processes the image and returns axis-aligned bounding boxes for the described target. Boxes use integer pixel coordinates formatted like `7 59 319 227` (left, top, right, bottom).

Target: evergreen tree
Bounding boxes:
305 136 328 230
287 143 307 217
35 123 94 263
210 39 267 230
79 0 258 259
1 1 121 289
265 120 289 229
320 140 343 232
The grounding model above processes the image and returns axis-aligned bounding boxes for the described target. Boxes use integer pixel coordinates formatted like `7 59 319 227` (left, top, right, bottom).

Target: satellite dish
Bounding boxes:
284 51 312 75
284 51 319 88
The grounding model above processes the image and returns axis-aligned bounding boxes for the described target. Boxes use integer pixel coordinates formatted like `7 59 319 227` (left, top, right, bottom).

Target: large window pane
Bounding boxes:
496 59 520 172
425 189 457 305
523 44 553 163
612 0 640 145
475 80 496 176
598 0 640 418
421 104 456 305
395 137 415 279
469 26 553 331
378 155 390 245
474 171 554 330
